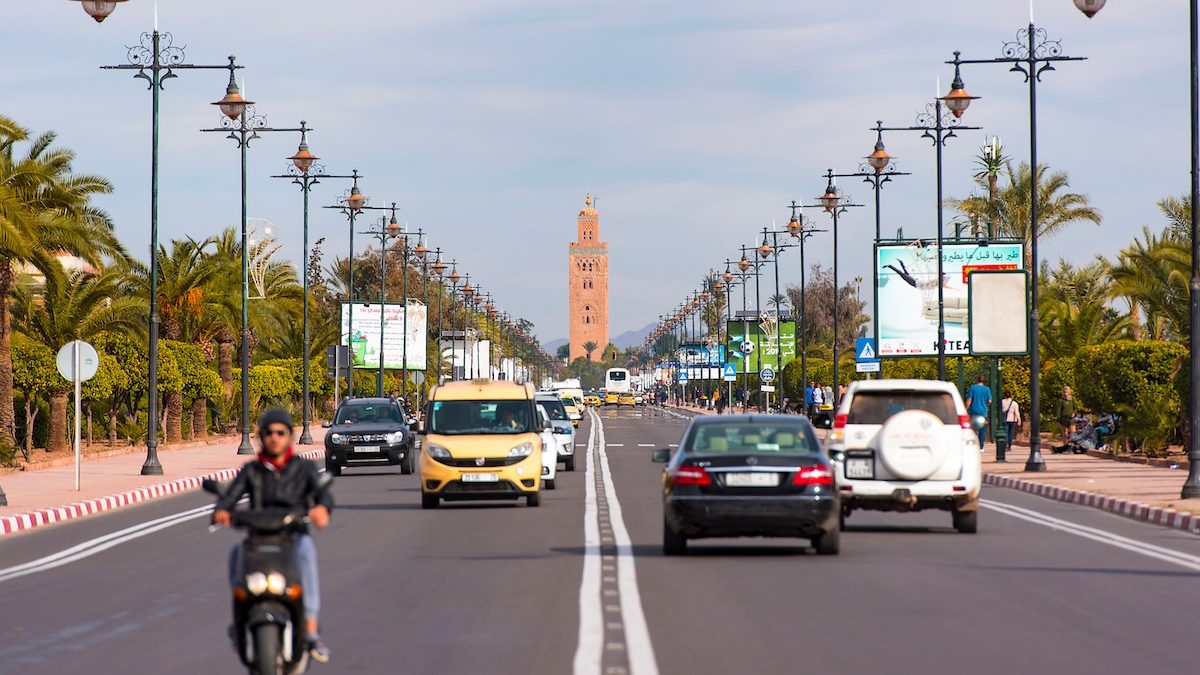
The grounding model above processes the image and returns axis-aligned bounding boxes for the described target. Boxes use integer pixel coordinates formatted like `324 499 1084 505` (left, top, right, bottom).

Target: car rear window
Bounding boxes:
537 399 568 420
846 391 958 425
688 422 816 455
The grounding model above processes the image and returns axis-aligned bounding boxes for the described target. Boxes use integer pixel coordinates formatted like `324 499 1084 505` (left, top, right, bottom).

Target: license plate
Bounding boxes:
724 472 779 487
846 457 873 479
461 473 499 483
354 446 380 453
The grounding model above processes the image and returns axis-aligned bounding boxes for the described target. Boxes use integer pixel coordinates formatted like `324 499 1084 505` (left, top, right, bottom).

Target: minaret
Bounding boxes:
567 192 609 361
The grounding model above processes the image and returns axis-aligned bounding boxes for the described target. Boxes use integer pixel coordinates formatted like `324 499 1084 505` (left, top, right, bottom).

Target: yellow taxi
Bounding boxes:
419 380 544 508
617 393 637 407
604 392 620 405
562 397 583 427
583 394 602 407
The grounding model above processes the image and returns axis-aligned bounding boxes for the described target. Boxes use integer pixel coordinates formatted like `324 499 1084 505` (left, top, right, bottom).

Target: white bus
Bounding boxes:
605 368 631 394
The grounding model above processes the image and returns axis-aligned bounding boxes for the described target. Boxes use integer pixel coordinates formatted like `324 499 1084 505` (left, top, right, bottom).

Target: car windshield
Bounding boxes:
429 400 531 434
688 422 815 455
537 399 568 420
847 391 959 425
335 403 401 425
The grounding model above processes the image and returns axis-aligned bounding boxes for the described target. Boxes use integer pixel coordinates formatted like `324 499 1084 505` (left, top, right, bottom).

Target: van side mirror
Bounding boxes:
651 448 671 463
321 421 332 429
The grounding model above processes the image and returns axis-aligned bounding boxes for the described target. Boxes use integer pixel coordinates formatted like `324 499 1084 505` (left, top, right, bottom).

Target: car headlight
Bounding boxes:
508 442 534 458
386 431 405 445
266 572 287 596
245 572 269 595
426 444 451 459
329 433 344 445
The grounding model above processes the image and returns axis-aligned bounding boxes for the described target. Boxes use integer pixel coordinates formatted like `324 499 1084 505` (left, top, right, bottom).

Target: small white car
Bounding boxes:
535 394 576 471
827 379 981 533
537 405 558 490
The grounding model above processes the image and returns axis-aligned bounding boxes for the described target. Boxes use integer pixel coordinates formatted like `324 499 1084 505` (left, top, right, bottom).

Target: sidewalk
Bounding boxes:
667 404 1200 534
0 429 325 536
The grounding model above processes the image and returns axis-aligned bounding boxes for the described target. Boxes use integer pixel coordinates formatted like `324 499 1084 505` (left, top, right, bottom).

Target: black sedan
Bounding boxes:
652 414 840 555
323 397 418 476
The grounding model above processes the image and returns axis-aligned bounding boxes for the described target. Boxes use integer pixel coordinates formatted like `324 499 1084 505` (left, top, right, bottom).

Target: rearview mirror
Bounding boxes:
321 421 332 429
651 448 671 463
200 478 221 495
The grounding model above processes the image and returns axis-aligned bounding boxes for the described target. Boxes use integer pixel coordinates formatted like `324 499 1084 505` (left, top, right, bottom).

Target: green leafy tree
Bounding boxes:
11 340 56 459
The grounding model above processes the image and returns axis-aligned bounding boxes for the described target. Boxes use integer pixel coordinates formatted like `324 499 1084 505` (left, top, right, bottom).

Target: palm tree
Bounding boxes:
582 340 598 361
0 116 123 447
1109 227 1190 343
947 161 1101 270
14 267 141 452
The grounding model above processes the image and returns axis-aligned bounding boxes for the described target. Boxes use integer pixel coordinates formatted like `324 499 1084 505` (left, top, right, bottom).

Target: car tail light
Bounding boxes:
669 465 712 486
958 415 972 429
833 413 848 429
792 465 834 486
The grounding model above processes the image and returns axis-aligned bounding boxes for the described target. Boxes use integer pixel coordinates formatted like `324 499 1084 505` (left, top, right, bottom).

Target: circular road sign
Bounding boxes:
57 340 100 382
759 366 776 384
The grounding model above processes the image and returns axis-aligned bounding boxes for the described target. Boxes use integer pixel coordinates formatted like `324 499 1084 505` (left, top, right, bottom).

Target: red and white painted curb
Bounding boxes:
0 449 323 537
984 472 1200 535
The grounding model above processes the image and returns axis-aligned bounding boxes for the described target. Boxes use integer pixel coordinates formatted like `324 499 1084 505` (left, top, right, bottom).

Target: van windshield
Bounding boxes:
537 399 569 421
847 391 958 425
429 400 531 435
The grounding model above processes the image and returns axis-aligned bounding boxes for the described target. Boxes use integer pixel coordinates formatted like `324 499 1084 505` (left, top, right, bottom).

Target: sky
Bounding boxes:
1 1 1189 346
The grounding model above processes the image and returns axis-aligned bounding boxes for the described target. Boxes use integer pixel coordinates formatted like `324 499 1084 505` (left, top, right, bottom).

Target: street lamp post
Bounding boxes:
878 96 981 380
429 249 445 386
447 266 461 380
202 64 309 455
99 31 237 473
358 208 401 396
461 276 474 379
323 175 367 398
806 172 863 395
72 0 129 22
949 22 1085 472
786 203 826 394
269 125 357 444
759 228 798 410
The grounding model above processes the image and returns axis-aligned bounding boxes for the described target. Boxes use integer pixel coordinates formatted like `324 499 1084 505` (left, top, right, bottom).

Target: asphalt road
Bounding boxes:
1 405 1198 674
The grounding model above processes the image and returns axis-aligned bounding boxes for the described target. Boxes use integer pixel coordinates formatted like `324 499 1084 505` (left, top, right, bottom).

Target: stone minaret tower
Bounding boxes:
568 192 609 361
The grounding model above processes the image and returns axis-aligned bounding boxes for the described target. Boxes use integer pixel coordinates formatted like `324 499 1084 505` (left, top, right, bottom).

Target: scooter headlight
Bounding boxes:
245 572 269 595
266 572 287 595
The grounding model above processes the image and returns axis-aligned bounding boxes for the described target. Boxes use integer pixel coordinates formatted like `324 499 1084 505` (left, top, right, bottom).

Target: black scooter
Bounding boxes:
203 478 315 675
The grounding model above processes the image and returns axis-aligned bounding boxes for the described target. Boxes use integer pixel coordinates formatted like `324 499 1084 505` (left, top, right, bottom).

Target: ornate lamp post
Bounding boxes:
72 0 129 23
323 175 367 397
787 203 826 392
356 206 401 395
948 21 1085 472
269 125 357 444
804 172 863 396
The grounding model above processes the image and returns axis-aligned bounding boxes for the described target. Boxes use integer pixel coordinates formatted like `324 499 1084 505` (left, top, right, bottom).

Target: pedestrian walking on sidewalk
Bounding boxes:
811 382 825 417
1056 386 1077 441
1001 391 1021 447
805 381 816 417
965 376 993 447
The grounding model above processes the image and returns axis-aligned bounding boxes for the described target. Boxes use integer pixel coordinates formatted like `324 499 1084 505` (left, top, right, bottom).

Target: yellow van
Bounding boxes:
419 380 544 508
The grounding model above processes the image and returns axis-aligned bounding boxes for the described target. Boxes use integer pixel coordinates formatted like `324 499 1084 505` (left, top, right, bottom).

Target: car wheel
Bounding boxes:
812 524 841 555
952 509 978 534
400 451 414 475
527 491 542 507
545 478 556 490
839 507 848 531
421 493 439 509
564 456 576 472
662 517 687 556
325 460 341 477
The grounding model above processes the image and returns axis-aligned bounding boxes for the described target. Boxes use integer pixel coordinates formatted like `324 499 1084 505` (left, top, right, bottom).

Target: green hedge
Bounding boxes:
1073 340 1187 453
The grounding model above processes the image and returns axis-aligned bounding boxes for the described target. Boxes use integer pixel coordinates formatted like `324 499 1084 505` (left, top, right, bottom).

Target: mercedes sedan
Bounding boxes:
652 415 840 555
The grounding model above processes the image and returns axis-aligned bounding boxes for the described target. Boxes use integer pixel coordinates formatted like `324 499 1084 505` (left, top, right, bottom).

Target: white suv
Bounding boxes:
827 379 980 533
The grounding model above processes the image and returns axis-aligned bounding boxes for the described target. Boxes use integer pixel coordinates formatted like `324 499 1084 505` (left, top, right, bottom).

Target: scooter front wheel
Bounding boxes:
253 623 282 675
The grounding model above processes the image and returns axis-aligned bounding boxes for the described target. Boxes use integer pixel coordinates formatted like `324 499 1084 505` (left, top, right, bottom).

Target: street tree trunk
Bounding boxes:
107 401 118 447
166 391 183 443
0 262 18 448
218 334 234 400
23 398 36 461
192 397 208 440
48 389 68 454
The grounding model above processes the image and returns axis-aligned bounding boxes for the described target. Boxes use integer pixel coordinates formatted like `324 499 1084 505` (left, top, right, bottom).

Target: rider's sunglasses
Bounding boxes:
261 427 290 438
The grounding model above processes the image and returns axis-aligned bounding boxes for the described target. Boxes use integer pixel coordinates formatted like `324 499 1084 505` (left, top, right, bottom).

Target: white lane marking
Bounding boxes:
981 499 1200 571
594 409 660 675
606 444 624 447
636 444 655 448
573 415 603 675
0 504 214 584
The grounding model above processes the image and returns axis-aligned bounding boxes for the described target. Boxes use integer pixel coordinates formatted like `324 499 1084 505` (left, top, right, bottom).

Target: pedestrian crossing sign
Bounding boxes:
856 338 879 363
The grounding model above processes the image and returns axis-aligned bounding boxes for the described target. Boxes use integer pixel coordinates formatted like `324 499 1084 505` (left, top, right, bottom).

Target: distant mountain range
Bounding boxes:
542 321 656 355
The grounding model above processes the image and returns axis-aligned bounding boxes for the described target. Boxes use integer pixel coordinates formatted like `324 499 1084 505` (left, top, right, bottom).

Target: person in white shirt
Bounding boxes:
1001 391 1021 447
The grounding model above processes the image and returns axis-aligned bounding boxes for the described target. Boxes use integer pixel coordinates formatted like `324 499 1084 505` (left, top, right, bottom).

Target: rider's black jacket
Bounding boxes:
216 453 334 525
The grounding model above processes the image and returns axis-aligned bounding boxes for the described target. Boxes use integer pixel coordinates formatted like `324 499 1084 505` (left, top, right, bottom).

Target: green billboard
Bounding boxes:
726 319 796 372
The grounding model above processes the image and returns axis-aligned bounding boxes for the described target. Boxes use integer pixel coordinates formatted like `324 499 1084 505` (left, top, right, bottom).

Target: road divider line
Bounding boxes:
981 499 1200 571
573 413 604 675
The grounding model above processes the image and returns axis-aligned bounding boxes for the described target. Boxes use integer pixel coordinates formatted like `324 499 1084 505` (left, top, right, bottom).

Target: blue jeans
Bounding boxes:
229 533 321 623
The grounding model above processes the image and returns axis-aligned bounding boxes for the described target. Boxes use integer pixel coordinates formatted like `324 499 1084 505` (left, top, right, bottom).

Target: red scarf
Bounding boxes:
258 446 294 471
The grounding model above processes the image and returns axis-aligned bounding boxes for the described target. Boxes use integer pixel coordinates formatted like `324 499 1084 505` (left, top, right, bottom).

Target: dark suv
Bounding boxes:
323 397 417 476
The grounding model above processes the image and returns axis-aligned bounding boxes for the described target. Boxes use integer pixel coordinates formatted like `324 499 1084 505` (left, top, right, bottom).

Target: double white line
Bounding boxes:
982 499 1200 571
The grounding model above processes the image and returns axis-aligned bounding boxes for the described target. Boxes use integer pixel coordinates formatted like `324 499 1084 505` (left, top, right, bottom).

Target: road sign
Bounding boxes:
855 338 880 364
760 385 776 393
759 366 776 384
677 369 689 382
856 362 881 373
56 340 99 493
722 364 737 382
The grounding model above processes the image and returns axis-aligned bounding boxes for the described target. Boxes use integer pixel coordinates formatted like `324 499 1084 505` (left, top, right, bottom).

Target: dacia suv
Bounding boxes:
323 397 417 476
827 379 981 533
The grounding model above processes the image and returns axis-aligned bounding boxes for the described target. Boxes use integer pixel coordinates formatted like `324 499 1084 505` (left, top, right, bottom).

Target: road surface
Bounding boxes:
0 406 1197 674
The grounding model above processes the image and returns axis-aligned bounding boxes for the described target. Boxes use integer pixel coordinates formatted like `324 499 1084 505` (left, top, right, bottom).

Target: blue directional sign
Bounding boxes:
855 338 880 364
722 364 737 382
677 369 689 382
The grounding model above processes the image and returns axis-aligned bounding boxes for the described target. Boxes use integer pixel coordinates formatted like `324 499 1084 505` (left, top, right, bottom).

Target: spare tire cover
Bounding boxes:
876 410 949 481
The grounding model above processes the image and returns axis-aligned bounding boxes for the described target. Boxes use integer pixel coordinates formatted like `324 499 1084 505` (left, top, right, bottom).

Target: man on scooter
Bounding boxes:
213 409 334 663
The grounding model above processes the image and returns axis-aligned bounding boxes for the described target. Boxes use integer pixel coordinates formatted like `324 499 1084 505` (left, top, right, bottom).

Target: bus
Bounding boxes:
605 368 631 394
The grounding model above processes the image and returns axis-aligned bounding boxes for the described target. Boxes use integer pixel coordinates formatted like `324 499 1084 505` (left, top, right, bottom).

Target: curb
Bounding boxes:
0 449 323 537
983 472 1200 535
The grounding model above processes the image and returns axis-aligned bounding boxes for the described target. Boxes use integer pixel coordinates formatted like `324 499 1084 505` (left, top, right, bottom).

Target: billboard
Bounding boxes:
725 318 796 372
876 241 1024 357
340 301 428 370
678 343 725 367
